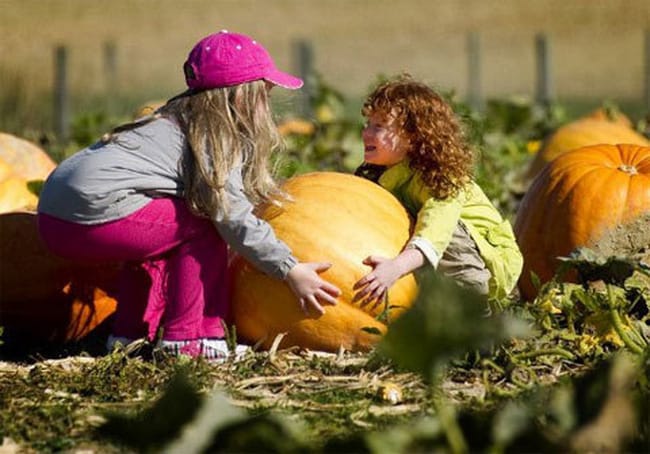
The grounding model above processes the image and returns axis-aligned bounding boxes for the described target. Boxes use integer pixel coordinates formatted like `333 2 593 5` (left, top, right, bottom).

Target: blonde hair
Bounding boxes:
363 75 474 200
104 80 283 218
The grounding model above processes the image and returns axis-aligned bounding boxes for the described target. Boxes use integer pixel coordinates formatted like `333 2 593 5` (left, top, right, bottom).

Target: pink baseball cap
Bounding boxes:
183 30 303 90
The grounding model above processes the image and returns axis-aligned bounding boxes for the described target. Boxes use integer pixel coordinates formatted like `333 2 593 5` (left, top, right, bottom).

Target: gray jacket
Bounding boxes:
38 117 297 278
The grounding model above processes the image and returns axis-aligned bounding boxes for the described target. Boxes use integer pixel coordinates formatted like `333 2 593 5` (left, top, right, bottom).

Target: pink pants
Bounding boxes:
37 198 230 341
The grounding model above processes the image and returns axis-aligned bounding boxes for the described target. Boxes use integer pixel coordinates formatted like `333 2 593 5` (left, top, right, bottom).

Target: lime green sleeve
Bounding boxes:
411 190 463 265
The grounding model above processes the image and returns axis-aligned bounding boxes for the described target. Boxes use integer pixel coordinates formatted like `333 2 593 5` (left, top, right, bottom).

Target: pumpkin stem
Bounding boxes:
617 164 638 175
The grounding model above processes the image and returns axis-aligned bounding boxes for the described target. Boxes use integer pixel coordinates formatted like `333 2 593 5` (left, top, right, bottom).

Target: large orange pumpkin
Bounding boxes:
525 117 650 181
515 144 650 300
0 211 120 343
230 172 419 352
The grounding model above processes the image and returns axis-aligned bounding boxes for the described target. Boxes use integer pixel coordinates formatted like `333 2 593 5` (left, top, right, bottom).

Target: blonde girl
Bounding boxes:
37 31 340 360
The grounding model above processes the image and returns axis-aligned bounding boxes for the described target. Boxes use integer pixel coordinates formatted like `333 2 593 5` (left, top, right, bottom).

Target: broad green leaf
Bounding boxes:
378 273 530 382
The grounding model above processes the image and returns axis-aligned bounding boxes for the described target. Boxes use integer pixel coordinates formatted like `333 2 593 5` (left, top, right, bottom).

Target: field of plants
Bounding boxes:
1 73 650 453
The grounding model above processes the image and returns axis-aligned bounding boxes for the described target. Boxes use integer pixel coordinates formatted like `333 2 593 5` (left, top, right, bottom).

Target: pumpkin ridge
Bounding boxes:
624 144 650 172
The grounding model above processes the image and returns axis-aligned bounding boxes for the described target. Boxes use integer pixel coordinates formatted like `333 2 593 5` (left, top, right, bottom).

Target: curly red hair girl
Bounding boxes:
362 75 474 200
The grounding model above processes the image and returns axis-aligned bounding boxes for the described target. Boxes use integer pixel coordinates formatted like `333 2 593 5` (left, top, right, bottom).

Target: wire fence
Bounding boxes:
52 30 650 141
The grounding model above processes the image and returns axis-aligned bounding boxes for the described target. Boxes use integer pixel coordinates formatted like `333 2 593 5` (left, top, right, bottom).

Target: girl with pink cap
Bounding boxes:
37 31 340 360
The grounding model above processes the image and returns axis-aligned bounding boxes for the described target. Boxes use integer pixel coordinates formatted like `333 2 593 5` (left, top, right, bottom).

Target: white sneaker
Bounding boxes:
157 338 250 363
201 338 250 362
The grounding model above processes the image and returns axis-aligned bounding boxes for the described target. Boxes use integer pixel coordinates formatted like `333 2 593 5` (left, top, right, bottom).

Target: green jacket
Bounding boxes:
378 160 523 301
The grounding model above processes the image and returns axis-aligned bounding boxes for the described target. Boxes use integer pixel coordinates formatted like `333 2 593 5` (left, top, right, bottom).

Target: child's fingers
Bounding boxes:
353 273 373 290
302 296 324 315
362 256 383 266
364 285 386 306
352 282 370 302
316 289 338 306
310 262 333 273
362 288 386 308
353 278 379 302
319 280 341 297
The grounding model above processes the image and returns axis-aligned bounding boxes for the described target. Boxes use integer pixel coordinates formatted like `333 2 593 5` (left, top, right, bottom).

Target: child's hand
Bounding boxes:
353 256 402 307
285 262 340 316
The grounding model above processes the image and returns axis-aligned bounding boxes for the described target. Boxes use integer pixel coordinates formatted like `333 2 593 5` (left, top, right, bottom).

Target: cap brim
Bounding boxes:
264 69 303 90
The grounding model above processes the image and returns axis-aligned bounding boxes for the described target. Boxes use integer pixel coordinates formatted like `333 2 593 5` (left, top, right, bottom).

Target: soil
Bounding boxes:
592 213 650 259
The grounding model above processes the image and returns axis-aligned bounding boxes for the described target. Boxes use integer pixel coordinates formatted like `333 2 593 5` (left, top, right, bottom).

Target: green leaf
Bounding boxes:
97 371 204 452
530 271 541 291
492 401 533 446
378 273 530 382
26 179 45 197
361 326 383 336
558 247 637 286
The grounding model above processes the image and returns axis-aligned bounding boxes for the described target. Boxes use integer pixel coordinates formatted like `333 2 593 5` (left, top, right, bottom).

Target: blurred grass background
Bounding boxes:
1 0 649 143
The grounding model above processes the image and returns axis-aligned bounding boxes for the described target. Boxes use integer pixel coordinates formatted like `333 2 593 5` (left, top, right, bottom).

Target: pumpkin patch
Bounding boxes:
230 171 419 352
515 143 650 300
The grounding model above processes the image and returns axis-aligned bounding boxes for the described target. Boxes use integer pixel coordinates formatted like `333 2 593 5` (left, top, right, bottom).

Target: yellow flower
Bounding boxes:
527 140 542 155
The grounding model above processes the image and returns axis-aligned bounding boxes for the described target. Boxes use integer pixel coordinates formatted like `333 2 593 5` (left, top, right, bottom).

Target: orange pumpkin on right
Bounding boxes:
515 143 650 301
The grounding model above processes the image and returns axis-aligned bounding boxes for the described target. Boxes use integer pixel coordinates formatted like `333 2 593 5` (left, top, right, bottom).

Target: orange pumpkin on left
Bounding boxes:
0 132 56 181
0 211 121 343
0 133 56 214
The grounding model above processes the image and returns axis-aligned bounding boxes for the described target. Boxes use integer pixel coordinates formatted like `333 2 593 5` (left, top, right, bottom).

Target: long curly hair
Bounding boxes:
103 80 283 219
362 75 475 200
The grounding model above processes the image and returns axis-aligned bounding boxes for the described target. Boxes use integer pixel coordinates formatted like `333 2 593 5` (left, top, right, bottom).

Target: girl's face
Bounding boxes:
362 111 409 166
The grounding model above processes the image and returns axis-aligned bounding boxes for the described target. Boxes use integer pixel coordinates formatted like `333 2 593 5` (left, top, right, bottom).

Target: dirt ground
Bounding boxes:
593 213 650 258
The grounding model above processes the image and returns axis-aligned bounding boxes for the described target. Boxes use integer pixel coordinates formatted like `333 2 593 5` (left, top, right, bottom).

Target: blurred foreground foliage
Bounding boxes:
93 263 649 453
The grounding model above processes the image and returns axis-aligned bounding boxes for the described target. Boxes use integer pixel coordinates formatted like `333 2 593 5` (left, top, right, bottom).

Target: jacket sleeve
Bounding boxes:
408 187 464 268
212 166 297 279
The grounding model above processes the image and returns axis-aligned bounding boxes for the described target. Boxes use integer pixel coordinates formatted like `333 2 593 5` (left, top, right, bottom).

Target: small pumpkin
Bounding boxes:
515 144 650 300
230 172 419 352
277 118 315 136
0 211 120 342
584 107 633 128
0 132 56 181
525 117 650 181
132 100 166 119
0 174 38 213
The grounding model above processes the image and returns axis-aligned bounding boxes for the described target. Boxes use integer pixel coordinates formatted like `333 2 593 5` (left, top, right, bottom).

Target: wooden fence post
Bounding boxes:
104 41 117 94
54 45 69 142
292 39 314 118
644 29 650 115
104 41 118 113
535 33 553 106
466 31 482 110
